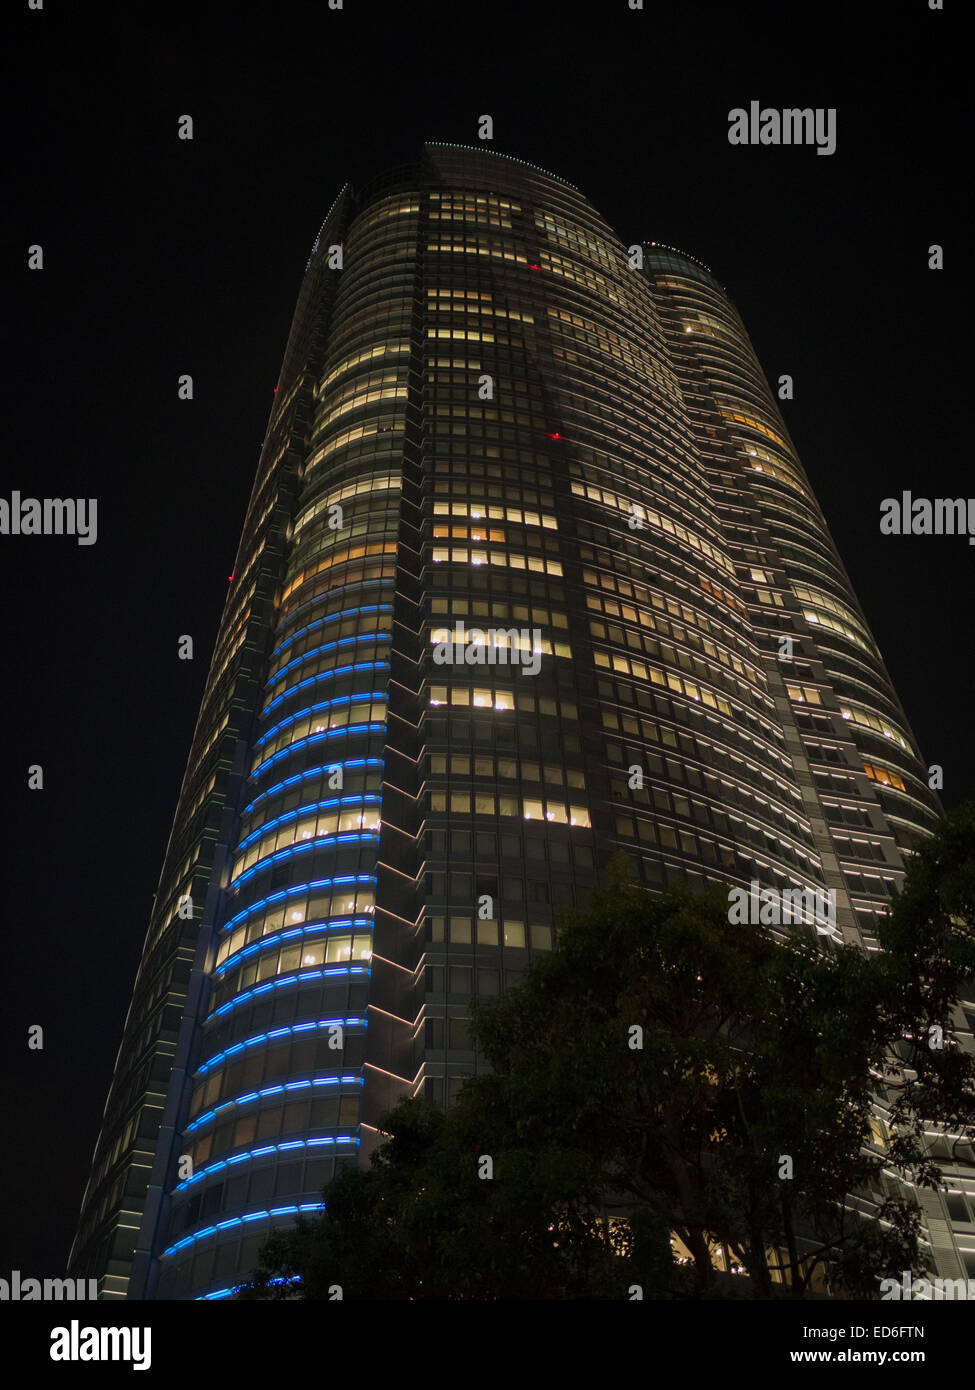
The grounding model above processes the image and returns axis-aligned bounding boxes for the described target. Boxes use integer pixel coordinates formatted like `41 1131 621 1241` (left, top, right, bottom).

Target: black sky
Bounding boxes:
2 0 969 1277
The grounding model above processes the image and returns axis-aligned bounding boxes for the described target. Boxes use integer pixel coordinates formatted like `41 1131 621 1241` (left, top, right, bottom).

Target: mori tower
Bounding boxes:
70 144 970 1299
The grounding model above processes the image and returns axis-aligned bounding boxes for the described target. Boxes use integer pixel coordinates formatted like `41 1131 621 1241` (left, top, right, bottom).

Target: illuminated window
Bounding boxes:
863 762 906 792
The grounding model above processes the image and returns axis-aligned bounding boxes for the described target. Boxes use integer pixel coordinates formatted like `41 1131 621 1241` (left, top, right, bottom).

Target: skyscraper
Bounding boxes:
69 143 970 1300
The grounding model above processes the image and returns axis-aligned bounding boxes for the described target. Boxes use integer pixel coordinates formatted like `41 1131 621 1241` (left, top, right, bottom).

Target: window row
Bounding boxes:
189 1031 366 1118
537 250 621 302
426 434 556 469
831 833 891 865
267 636 390 704
428 751 585 789
426 326 512 345
167 1152 343 1243
431 500 556 529
431 546 563 575
317 342 409 395
597 649 735 717
427 237 528 263
583 558 749 635
263 659 388 727
428 684 577 719
304 417 405 472
430 524 559 552
232 806 381 880
679 310 743 345
429 625 570 661
613 810 820 887
350 197 420 235
428 789 590 826
216 887 375 964
863 761 907 792
743 455 813 503
243 758 381 828
584 589 749 677
314 372 407 431
282 539 398 604
254 696 386 767
212 932 373 1012
790 580 877 652
595 615 765 704
202 972 369 1064
613 781 817 875
600 690 794 782
571 480 734 577
431 597 568 632
271 600 393 668
611 742 806 838
430 476 555 508
431 190 520 213
535 211 616 268
718 406 793 455
840 702 911 753
183 1093 360 1172
611 718 797 827
428 915 552 950
425 964 527 997
427 294 533 322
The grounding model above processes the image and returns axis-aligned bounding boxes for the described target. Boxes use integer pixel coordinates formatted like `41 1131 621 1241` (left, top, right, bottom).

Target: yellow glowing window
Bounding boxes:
863 762 906 792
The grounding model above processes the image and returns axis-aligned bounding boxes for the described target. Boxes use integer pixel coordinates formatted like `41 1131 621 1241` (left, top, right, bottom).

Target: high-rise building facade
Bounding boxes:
69 144 973 1300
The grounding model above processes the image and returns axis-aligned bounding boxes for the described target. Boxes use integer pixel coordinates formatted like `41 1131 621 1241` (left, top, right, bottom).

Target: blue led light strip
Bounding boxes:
208 961 370 1023
197 1274 303 1301
163 1202 329 1258
175 1131 359 1193
251 723 386 780
235 794 381 854
267 632 392 689
262 660 390 716
271 601 393 661
229 831 380 891
196 1016 367 1078
185 1072 362 1135
243 758 383 818
219 874 375 938
281 581 396 645
256 691 387 752
214 919 373 983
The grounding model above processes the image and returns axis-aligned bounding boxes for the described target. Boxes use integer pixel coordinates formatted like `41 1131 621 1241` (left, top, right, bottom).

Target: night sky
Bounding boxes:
2 0 969 1280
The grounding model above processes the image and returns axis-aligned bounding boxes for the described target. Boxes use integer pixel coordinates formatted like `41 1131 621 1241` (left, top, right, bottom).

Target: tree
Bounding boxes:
239 805 975 1299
